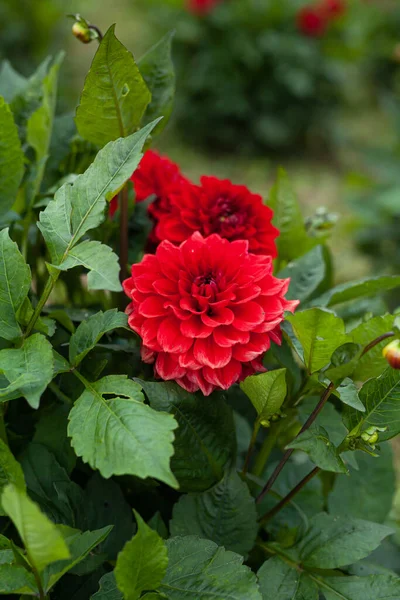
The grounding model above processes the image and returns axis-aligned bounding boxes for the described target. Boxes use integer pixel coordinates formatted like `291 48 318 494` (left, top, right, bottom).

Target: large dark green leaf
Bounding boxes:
286 426 347 474
0 228 31 341
69 309 127 366
310 275 400 308
0 563 37 595
34 403 76 474
160 536 262 599
76 25 151 146
115 510 167 600
170 468 258 555
91 572 122 600
291 513 393 569
0 97 24 214
344 368 400 442
328 443 395 523
139 31 175 135
257 556 318 600
68 376 178 487
277 245 326 303
138 381 236 492
319 574 400 599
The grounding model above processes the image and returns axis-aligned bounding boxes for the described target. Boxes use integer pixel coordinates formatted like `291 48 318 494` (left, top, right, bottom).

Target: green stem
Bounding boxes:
0 405 8 445
24 274 59 338
252 422 280 478
119 185 129 284
48 382 73 405
242 419 261 476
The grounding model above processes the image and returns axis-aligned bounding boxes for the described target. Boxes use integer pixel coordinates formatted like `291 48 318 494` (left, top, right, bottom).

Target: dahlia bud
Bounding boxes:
72 21 92 44
383 339 400 370
360 426 386 449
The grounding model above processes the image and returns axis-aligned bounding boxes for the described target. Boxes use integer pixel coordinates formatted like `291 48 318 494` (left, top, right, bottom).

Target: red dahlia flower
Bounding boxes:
156 176 279 257
322 0 345 18
297 6 327 37
123 232 298 396
187 0 223 16
109 150 187 224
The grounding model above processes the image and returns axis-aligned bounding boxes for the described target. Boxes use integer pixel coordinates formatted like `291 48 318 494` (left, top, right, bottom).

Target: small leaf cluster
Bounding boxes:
0 17 400 600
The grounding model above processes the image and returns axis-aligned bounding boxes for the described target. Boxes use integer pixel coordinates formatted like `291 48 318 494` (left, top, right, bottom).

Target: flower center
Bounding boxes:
212 196 246 231
192 273 218 300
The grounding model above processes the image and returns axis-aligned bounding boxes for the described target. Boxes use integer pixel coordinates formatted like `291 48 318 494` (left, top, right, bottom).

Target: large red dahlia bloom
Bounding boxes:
109 150 186 223
187 0 223 15
123 232 298 396
156 177 279 257
297 6 327 37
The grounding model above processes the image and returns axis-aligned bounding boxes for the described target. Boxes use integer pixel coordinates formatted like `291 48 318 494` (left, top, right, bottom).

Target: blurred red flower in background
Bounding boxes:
187 0 223 16
323 0 345 17
123 232 298 396
156 176 279 257
297 0 345 37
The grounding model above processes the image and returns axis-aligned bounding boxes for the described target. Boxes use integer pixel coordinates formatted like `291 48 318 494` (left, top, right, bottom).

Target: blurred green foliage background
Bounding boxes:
1 0 400 287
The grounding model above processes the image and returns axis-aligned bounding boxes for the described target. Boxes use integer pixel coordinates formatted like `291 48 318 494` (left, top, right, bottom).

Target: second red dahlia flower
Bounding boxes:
123 232 298 396
155 176 279 257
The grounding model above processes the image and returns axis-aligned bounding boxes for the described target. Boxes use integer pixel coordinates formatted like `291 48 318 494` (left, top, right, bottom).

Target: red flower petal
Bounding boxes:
194 336 232 368
180 315 213 339
138 296 168 318
157 316 193 353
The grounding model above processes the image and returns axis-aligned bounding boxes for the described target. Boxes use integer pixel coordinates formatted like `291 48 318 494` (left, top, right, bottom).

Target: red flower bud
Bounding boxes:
383 340 400 370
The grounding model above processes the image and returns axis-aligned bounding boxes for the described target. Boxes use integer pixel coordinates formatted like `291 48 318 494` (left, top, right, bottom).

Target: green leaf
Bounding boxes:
240 369 287 426
69 309 127 366
0 97 24 214
344 368 400 442
139 31 175 135
76 25 151 146
55 240 122 292
44 526 112 591
269 168 314 264
0 61 27 104
137 380 236 492
257 556 318 600
277 245 326 303
25 53 63 206
286 426 348 474
160 536 261 599
349 315 396 382
328 442 395 523
38 119 159 278
291 513 393 569
310 275 400 308
170 468 258 555
1 484 70 574
0 333 53 408
68 375 178 487
92 572 123 600
287 308 347 374
0 228 31 341
115 510 168 600
0 563 37 595
318 574 400 600
335 378 365 412
0 438 26 516
34 404 76 474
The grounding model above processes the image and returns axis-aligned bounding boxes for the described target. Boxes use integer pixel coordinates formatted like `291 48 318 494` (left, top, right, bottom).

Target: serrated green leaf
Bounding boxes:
269 168 315 264
0 563 37 594
115 510 167 600
44 526 112 592
92 572 123 600
335 378 365 412
1 484 70 574
0 333 53 408
68 375 178 487
257 556 318 600
291 513 393 569
0 228 31 341
139 31 175 135
25 53 63 206
76 25 151 146
310 275 400 308
160 536 261 600
287 308 347 374
0 61 27 104
38 120 158 271
240 369 287 426
54 240 122 292
277 245 326 303
349 315 396 381
328 443 395 523
0 439 26 516
0 97 24 214
318 574 400 599
344 368 400 441
170 468 258 555
137 380 236 492
69 309 127 366
286 426 347 474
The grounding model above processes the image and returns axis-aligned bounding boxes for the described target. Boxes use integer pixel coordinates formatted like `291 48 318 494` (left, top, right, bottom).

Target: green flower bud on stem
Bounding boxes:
72 22 92 44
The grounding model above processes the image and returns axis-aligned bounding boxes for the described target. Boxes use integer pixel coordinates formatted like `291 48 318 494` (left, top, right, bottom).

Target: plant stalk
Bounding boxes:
0 406 8 445
252 422 280 478
24 274 59 338
242 420 261 476
49 382 73 405
119 185 129 283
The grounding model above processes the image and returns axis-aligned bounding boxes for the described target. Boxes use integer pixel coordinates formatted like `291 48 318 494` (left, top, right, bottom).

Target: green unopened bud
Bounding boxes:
72 22 92 44
361 431 379 445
